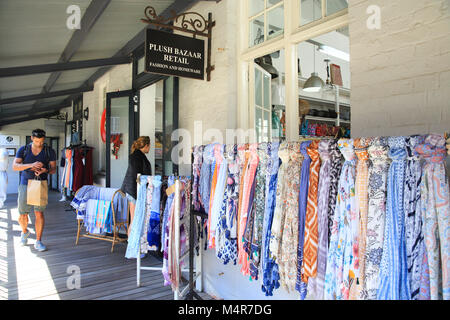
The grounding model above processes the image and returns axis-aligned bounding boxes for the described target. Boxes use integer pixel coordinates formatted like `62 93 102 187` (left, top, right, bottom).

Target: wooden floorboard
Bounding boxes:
0 191 212 300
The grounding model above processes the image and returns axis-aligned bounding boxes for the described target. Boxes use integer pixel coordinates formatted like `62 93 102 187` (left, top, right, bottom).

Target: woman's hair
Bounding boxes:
131 136 150 154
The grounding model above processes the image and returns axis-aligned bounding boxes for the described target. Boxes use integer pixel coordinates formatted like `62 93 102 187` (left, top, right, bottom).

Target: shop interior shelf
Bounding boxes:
303 115 350 124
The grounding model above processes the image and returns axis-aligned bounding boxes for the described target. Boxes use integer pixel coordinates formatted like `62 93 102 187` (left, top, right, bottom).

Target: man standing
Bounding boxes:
13 129 56 252
0 147 8 208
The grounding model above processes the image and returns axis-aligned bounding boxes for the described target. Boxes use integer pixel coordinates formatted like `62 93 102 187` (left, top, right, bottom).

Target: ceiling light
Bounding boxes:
318 45 350 62
303 72 325 92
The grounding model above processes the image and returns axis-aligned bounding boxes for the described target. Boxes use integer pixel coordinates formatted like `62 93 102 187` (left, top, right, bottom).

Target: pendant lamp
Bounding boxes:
303 43 324 92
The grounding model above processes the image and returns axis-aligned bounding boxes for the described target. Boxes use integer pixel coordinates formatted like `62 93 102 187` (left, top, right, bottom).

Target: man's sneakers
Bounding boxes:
20 230 30 246
34 240 47 252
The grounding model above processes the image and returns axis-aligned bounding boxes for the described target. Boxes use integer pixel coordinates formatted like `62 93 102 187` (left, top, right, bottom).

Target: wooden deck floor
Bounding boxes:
0 191 210 300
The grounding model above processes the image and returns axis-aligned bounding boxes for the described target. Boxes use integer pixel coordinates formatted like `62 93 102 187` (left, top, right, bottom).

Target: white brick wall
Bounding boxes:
349 0 450 137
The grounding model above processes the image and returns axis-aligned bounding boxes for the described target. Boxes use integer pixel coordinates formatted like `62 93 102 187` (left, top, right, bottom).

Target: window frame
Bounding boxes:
238 0 349 142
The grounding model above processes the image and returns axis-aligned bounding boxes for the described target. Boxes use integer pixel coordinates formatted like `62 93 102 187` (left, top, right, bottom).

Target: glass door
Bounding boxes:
251 62 272 143
105 90 137 188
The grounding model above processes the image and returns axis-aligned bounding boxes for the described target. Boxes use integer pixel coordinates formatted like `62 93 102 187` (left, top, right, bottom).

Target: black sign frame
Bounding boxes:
144 29 205 80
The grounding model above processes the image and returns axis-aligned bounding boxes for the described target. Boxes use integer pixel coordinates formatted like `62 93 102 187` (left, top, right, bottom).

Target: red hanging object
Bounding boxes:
100 108 106 143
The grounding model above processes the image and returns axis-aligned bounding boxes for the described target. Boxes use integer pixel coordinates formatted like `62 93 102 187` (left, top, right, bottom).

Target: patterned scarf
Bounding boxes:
192 145 204 211
216 145 238 265
324 139 357 300
125 174 151 259
306 139 332 299
269 142 290 266
327 140 342 247
261 142 281 296
295 140 312 298
377 136 411 300
278 142 303 293
248 143 270 280
238 143 259 276
302 140 321 282
404 135 425 299
415 134 449 300
349 137 372 299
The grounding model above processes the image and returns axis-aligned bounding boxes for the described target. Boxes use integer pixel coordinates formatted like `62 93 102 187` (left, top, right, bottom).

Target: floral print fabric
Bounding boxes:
324 139 357 300
278 142 303 293
363 137 390 299
415 134 449 300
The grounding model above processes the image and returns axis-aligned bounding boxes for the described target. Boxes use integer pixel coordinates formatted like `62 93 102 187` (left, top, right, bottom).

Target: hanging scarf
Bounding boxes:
307 139 333 299
324 139 357 300
168 179 190 292
238 143 259 276
302 140 321 283
162 176 176 285
404 135 425 299
269 142 290 266
415 134 449 300
327 140 342 247
248 142 270 280
125 174 151 259
192 145 204 211
141 176 154 253
349 137 373 300
295 140 311 298
216 145 238 265
209 144 228 249
199 144 214 215
148 175 163 249
278 142 303 293
377 136 411 300
207 143 224 248
261 142 281 296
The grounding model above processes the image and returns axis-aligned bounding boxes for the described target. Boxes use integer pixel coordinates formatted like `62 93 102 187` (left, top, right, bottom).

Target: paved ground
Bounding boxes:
0 190 210 300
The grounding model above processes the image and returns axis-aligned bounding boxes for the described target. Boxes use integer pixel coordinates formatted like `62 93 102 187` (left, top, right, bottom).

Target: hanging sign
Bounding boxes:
145 29 205 80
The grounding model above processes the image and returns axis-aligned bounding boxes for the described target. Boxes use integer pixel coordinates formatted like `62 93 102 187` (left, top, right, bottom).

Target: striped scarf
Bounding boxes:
377 136 411 300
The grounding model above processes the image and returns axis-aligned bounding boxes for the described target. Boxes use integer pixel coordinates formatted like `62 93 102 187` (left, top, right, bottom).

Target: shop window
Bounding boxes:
248 0 284 48
298 26 351 138
326 0 348 16
251 49 286 143
300 0 348 26
300 0 322 26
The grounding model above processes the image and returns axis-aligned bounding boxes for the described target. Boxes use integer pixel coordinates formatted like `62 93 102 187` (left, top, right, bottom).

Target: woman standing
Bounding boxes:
121 136 152 236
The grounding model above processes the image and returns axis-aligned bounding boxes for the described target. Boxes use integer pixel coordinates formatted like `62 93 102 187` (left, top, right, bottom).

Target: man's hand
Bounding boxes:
32 161 44 170
34 167 48 176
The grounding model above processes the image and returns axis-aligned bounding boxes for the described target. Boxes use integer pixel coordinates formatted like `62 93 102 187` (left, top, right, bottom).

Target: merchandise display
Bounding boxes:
192 133 449 300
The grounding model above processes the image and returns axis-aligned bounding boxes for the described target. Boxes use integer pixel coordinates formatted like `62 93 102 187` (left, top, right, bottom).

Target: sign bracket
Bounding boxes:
141 6 215 81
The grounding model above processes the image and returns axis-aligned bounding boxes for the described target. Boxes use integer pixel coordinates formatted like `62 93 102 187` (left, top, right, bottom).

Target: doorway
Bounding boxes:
105 90 138 188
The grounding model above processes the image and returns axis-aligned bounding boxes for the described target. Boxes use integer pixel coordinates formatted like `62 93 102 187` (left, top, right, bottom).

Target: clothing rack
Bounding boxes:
135 174 202 300
74 188 128 252
185 150 207 300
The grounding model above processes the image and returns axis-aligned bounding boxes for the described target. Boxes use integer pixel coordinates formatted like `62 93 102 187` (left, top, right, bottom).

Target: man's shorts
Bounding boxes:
18 184 46 214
